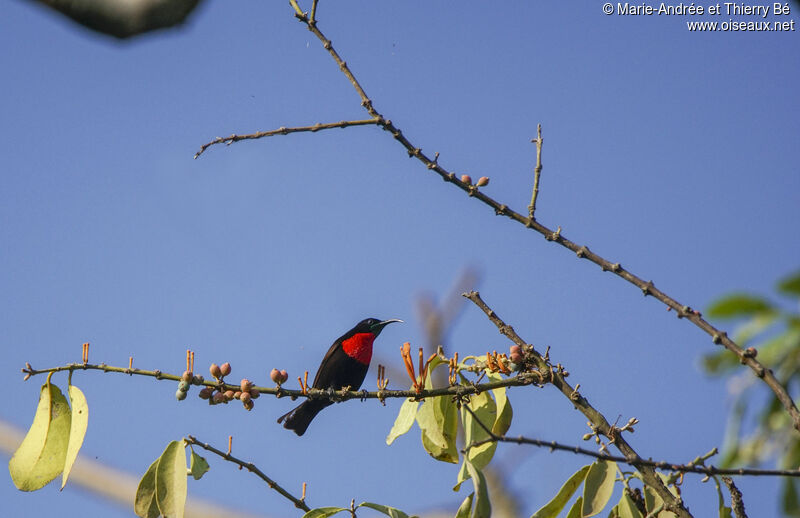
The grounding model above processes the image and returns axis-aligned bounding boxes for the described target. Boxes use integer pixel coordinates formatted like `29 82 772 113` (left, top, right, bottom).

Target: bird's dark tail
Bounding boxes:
277 400 332 436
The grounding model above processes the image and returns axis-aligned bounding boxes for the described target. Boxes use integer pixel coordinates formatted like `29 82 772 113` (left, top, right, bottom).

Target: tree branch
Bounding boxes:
193 118 380 158
463 290 693 518
185 435 310 512
722 476 748 518
20 361 542 402
463 427 800 477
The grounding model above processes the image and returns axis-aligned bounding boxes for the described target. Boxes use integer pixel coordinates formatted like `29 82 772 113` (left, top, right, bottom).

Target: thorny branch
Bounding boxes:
185 435 310 512
193 1 800 433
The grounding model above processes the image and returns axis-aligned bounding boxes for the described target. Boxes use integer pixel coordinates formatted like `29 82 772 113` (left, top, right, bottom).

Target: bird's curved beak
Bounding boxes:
371 318 403 335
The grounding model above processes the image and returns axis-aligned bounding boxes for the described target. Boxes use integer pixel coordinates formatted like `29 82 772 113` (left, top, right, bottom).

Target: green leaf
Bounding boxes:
188 450 209 480
711 476 733 518
301 508 348 518
582 460 617 517
454 388 497 490
9 383 71 491
490 380 512 436
134 458 161 518
531 464 591 518
565 497 583 518
643 485 677 518
61 384 89 490
782 477 800 516
617 491 644 518
386 399 419 445
155 440 187 518
358 502 413 518
778 271 800 297
455 493 474 518
416 376 458 464
464 460 491 518
707 294 774 319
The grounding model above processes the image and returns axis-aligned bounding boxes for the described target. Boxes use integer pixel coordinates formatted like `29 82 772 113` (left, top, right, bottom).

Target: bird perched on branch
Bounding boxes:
278 317 403 436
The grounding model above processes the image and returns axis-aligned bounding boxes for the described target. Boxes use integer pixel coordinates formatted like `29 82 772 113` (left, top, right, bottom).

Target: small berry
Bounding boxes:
220 363 232 377
249 389 260 399
270 369 282 384
181 370 193 382
461 174 472 185
175 389 187 401
198 387 213 400
178 380 191 393
476 176 490 187
209 364 222 379
240 379 253 392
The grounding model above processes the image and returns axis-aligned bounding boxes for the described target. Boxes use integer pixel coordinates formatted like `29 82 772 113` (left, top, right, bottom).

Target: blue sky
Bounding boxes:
2 2 798 517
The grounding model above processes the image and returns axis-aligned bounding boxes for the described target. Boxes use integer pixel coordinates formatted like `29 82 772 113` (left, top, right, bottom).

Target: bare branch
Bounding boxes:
463 429 800 477
194 119 380 158
722 476 749 518
528 123 543 218
185 435 310 512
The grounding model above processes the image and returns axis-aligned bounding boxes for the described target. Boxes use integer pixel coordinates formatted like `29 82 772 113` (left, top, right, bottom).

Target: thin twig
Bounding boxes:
185 435 310 512
21 361 541 401
462 291 692 518
462 430 800 477
246 5 800 434
193 119 379 158
722 476 748 518
528 123 543 218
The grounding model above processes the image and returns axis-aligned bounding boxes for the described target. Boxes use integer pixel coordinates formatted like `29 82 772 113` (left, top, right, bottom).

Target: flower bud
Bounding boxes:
198 387 213 400
212 391 226 404
220 362 232 377
209 364 222 379
178 380 191 393
181 370 193 382
240 391 252 403
280 370 289 383
249 389 260 399
224 390 235 401
476 176 490 187
243 399 255 411
270 369 282 384
175 389 187 401
240 379 253 392
460 174 472 185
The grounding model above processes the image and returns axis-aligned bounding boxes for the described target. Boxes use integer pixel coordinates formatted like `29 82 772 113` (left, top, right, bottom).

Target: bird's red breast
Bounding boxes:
341 332 376 365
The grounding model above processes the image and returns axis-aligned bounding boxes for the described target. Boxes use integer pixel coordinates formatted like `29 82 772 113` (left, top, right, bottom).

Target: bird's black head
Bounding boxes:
356 317 403 337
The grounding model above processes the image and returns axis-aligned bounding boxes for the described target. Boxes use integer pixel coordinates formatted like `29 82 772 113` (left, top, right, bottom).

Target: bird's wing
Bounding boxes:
310 341 342 389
